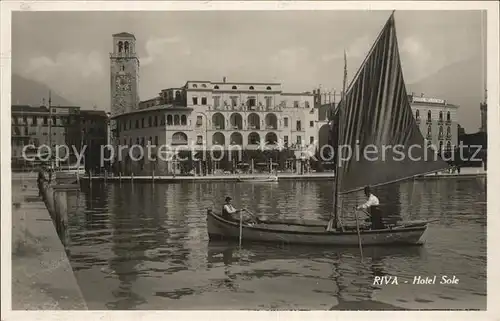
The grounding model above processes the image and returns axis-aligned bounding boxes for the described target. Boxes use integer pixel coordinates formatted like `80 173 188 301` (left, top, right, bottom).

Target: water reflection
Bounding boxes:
206 241 423 305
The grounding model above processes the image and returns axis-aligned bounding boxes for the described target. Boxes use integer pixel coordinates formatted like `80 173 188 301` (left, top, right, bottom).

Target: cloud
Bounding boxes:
23 51 104 81
141 36 184 66
18 51 107 109
322 35 371 62
399 36 435 83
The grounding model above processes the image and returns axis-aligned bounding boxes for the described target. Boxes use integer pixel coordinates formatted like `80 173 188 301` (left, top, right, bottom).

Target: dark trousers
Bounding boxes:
370 206 385 229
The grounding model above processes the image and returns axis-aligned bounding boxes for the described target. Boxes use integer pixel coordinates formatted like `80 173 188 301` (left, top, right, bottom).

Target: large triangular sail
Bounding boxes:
333 13 448 194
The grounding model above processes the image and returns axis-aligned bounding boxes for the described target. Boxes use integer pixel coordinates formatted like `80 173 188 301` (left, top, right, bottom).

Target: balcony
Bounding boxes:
446 119 452 125
438 119 444 125
247 125 260 130
426 119 432 124
415 118 421 125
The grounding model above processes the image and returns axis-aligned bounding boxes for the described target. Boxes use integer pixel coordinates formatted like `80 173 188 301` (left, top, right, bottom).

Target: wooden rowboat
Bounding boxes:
237 175 278 182
206 209 430 246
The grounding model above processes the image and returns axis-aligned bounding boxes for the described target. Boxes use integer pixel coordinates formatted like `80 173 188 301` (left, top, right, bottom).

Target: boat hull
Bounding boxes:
207 210 428 246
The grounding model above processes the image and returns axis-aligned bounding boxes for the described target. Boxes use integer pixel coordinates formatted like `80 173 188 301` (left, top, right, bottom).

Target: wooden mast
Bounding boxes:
333 50 348 229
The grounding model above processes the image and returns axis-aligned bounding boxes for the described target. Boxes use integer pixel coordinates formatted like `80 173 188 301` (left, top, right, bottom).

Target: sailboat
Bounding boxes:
206 12 447 246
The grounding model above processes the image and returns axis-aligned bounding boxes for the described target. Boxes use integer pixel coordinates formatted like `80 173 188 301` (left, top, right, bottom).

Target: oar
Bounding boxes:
242 208 260 223
239 210 243 248
354 207 364 262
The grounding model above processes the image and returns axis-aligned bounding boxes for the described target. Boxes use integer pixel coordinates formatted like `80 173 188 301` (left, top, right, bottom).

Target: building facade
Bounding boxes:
409 94 459 151
112 81 319 175
11 104 109 170
11 105 80 160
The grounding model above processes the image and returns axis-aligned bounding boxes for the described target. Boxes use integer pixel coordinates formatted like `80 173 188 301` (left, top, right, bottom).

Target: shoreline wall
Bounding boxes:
11 173 87 310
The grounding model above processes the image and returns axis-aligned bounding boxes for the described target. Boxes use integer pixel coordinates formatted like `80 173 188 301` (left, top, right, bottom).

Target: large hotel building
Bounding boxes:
109 32 459 175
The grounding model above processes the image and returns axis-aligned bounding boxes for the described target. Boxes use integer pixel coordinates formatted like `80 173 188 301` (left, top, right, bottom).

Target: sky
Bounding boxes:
12 10 486 132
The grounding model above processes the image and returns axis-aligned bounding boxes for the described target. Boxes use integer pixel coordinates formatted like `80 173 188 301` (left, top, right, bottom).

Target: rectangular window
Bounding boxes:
294 101 299 108
197 135 203 145
296 136 302 145
141 118 144 128
248 97 256 107
32 116 37 125
265 96 272 109
154 116 158 126
213 96 220 108
284 135 289 146
230 96 238 107
192 97 198 105
305 101 310 108
160 116 165 125
296 120 302 131
135 120 139 129
309 121 314 127
310 136 314 144
201 97 207 105
43 117 48 125
148 116 152 127
284 117 289 127
196 116 203 127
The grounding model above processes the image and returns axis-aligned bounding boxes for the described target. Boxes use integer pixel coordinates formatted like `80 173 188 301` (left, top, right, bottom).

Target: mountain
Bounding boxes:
407 56 484 133
11 74 75 107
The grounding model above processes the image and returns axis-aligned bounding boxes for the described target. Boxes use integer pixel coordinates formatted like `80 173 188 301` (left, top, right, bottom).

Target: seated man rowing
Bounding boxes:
355 186 385 230
222 197 259 225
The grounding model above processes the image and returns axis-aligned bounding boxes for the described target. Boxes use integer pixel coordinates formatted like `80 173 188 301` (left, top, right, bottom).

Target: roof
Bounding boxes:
281 92 314 96
112 32 136 39
111 104 193 119
12 105 49 114
80 110 108 117
211 82 281 86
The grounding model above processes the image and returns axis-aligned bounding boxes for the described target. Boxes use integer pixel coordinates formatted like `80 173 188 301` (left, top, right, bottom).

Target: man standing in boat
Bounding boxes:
222 197 257 224
356 186 385 229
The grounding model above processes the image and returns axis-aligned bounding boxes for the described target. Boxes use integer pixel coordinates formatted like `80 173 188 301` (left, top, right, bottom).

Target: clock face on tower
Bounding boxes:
115 74 131 91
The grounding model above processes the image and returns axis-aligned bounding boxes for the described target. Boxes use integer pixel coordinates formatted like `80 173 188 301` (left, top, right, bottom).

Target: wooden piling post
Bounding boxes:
53 189 69 246
44 184 56 220
131 172 134 183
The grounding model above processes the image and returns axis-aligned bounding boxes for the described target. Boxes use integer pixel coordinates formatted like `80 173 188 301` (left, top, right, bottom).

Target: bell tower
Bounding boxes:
110 32 140 117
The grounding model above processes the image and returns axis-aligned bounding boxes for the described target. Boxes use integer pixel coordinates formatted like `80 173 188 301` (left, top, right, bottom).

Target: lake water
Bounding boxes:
66 177 487 310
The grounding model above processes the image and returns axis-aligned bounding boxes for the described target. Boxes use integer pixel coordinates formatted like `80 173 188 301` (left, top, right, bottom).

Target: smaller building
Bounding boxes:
80 110 110 173
409 94 459 151
11 104 109 171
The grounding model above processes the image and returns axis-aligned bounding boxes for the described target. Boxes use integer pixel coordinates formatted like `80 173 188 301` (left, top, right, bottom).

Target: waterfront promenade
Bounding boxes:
82 166 486 183
11 173 87 310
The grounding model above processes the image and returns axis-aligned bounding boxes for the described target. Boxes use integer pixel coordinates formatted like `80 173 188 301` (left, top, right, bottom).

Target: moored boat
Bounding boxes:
237 175 278 182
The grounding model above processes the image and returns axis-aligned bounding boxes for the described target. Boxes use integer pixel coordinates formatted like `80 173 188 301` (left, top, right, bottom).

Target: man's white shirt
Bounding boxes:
357 194 380 210
224 204 237 214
